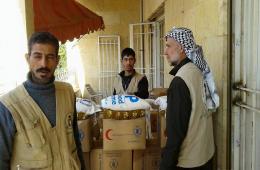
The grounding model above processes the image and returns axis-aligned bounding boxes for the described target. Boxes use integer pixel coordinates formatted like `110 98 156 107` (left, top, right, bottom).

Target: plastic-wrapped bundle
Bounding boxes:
101 95 150 111
76 98 101 120
101 95 150 120
154 96 167 111
101 95 153 139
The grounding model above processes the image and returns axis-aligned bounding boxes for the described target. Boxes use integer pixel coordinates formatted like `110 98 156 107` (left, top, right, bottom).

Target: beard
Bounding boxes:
171 61 179 66
30 68 54 84
167 53 180 66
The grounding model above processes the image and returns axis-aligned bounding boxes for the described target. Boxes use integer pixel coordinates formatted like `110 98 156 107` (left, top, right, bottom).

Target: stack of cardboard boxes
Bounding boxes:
77 89 168 170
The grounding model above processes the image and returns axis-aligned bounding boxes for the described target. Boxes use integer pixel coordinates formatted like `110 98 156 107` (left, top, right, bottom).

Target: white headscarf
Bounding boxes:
166 27 219 112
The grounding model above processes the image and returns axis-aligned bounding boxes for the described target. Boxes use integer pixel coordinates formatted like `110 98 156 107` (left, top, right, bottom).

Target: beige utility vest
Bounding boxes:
0 82 81 170
113 72 144 95
175 63 215 168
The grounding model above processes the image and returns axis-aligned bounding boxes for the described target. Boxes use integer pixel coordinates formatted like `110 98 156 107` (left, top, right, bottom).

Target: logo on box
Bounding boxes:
105 129 113 140
133 127 142 136
109 159 118 169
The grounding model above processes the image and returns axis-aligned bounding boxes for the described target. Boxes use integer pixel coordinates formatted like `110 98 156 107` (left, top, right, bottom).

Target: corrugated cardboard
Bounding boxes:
147 110 160 147
103 117 146 150
133 148 161 170
83 152 90 170
150 88 168 99
144 148 161 170
90 149 103 170
133 150 145 170
90 149 132 170
103 150 132 170
160 116 167 148
91 113 103 149
78 118 91 152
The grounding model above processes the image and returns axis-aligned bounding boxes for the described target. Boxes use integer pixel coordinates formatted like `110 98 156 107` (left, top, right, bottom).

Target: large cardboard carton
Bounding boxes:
133 150 145 170
90 149 103 170
78 118 91 152
133 148 161 170
149 88 168 99
103 150 132 170
90 149 132 170
147 110 160 147
83 152 90 170
160 115 167 148
91 113 103 149
145 148 161 170
103 117 146 150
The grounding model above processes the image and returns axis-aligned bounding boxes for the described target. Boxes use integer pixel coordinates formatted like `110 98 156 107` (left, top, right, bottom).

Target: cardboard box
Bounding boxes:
145 148 161 170
103 117 146 150
149 88 168 99
91 113 103 149
90 149 132 170
90 149 103 170
160 116 167 148
83 152 90 170
78 118 91 152
103 150 132 170
133 150 145 170
147 110 160 147
133 148 161 170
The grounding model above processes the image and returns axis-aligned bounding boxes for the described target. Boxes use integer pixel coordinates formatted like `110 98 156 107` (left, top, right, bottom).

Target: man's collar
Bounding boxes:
169 58 191 76
25 72 55 90
119 69 136 77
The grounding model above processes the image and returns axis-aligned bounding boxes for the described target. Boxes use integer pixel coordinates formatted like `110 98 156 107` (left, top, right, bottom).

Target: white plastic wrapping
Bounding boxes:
101 95 153 139
76 98 101 115
101 95 151 111
154 96 167 111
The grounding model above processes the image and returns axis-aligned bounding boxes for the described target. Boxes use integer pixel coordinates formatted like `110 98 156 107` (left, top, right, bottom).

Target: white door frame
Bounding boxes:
232 0 260 169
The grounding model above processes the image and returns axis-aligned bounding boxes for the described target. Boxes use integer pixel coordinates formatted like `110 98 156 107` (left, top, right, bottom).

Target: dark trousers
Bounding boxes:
176 158 213 170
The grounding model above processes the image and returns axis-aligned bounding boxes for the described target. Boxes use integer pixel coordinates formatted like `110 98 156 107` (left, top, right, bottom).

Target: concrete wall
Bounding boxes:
165 0 229 169
144 0 230 169
75 0 141 94
143 0 164 20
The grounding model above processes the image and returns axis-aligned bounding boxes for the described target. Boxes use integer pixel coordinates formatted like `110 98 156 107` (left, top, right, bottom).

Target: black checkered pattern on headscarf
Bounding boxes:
166 27 210 74
165 27 219 111
189 45 210 75
165 27 196 56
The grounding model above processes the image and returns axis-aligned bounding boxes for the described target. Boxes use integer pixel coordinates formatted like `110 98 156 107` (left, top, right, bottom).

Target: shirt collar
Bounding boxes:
119 69 136 78
24 72 55 90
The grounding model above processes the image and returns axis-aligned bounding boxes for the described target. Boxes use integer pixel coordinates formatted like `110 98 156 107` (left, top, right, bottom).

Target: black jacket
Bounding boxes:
160 58 192 170
113 70 149 99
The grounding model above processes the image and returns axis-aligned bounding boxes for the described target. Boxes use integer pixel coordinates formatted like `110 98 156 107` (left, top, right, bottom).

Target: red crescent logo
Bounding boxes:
105 129 112 140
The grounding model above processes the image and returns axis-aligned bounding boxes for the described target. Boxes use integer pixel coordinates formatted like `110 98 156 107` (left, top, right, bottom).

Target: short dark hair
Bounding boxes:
121 48 135 59
28 32 59 56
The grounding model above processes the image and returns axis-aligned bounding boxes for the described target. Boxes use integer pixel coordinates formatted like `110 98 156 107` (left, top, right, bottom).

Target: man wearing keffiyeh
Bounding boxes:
160 27 218 170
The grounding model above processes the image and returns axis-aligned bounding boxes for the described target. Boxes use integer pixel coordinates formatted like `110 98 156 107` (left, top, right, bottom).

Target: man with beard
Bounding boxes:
160 27 219 170
0 32 85 170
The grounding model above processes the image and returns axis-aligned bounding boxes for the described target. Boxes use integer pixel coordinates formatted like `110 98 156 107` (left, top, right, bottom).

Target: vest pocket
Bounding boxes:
13 142 52 169
15 159 52 170
25 120 46 148
13 119 52 169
